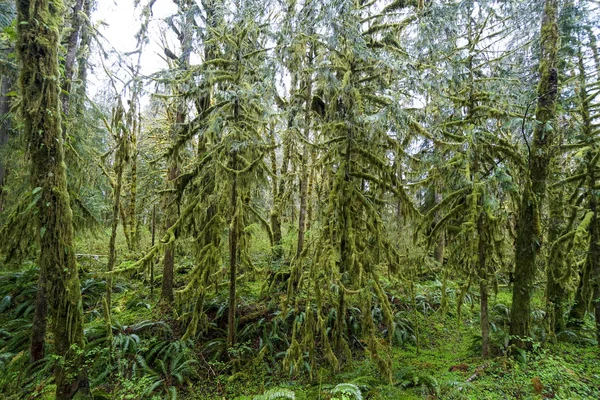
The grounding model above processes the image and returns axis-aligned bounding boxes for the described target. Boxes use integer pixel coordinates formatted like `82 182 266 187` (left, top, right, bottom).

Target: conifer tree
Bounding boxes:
16 0 91 397
510 0 559 348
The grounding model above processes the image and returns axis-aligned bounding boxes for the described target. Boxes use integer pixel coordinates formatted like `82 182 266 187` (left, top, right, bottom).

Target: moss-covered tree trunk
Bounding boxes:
478 211 489 358
128 111 139 250
0 75 11 212
288 47 313 298
574 43 600 341
161 158 177 306
589 166 600 345
29 270 47 363
60 0 85 116
228 152 239 348
568 260 591 327
510 0 559 349
107 103 127 313
545 185 566 335
16 0 91 398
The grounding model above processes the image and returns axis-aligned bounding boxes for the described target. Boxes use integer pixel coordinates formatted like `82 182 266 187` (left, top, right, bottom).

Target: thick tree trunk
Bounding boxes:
589 173 600 345
16 0 91 398
29 270 47 363
510 0 558 349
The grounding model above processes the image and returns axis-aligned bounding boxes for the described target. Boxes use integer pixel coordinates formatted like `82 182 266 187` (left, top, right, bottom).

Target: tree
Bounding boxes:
0 0 16 213
510 0 559 349
16 0 91 398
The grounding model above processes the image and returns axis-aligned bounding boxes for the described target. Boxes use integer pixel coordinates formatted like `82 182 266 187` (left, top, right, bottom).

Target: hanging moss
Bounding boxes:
16 0 91 397
510 0 559 349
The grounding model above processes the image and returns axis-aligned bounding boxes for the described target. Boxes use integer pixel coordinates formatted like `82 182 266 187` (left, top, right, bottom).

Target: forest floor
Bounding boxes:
1 231 600 399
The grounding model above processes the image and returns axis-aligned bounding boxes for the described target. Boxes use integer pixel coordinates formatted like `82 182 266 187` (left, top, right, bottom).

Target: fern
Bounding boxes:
253 388 296 400
330 383 363 400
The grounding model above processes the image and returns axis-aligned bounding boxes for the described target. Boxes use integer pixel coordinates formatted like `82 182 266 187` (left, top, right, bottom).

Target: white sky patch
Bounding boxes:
89 0 178 100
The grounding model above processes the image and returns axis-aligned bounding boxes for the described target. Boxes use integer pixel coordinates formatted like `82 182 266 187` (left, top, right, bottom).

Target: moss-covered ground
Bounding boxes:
1 230 600 399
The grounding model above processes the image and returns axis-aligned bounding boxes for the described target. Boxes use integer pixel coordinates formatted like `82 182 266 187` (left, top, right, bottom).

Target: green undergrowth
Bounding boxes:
2 251 600 399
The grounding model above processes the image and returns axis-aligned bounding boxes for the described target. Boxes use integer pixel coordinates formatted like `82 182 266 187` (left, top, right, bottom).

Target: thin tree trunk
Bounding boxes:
17 0 91 397
480 279 489 358
161 146 179 306
289 51 313 297
60 0 85 116
510 0 559 349
567 42 599 329
589 168 600 345
295 59 312 262
228 154 239 348
151 204 156 297
478 211 489 358
568 261 591 327
128 111 139 250
433 191 445 266
161 160 177 306
546 186 566 336
0 75 11 212
107 107 127 313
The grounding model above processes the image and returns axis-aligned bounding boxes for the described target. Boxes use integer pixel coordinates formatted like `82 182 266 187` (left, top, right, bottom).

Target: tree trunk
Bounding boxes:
589 169 600 345
29 270 47 363
478 211 489 358
433 191 445 265
546 187 566 335
510 0 558 349
228 154 239 348
0 74 12 212
567 44 598 330
16 0 91 398
480 279 489 358
151 204 156 296
107 105 127 313
128 112 139 250
60 0 85 116
161 140 179 307
289 53 313 297
568 261 591 327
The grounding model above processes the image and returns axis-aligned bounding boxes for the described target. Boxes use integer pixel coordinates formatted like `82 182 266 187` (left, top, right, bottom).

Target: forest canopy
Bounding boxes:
1 0 600 399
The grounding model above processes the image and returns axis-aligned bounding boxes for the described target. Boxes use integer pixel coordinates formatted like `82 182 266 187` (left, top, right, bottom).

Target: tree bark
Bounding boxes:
545 186 566 335
478 211 489 358
161 157 177 306
589 167 600 345
510 0 559 349
29 270 47 363
568 260 591 327
107 103 127 313
0 75 12 212
16 0 91 398
228 154 239 348
60 0 85 116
